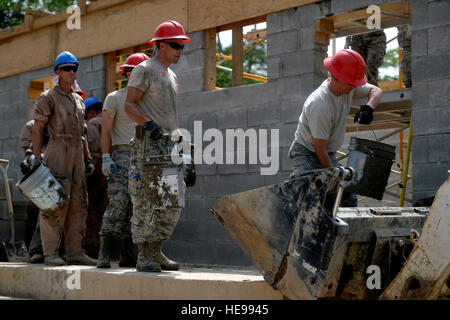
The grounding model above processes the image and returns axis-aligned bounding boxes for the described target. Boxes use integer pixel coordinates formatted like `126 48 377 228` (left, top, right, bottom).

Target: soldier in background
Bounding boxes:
96 53 150 268
397 25 411 88
345 30 387 86
84 97 108 258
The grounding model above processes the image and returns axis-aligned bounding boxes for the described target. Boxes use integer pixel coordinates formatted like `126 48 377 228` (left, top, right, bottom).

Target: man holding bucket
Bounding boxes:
289 49 383 207
124 21 189 272
31 51 96 266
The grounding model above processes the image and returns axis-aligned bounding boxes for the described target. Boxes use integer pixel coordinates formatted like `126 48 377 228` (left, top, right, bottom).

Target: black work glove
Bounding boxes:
354 104 374 125
85 157 95 176
144 121 163 140
31 156 43 170
20 161 31 175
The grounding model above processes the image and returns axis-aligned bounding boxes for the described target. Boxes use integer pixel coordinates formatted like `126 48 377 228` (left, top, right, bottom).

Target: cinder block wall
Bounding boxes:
410 0 450 203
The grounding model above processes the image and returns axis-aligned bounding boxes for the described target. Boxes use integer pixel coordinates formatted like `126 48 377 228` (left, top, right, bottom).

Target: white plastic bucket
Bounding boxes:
16 163 69 212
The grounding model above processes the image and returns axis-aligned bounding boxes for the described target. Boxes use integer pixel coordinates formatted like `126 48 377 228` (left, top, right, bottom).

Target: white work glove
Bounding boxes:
102 154 117 178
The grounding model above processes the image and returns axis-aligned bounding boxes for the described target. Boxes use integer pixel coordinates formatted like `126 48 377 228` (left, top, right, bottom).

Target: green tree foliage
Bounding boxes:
378 48 399 82
0 0 76 29
216 37 267 88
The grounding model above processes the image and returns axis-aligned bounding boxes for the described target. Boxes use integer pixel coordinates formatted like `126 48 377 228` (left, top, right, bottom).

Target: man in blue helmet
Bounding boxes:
31 51 96 266
84 97 109 258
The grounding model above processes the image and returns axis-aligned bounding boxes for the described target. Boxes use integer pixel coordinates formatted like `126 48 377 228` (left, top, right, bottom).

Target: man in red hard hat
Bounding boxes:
289 49 383 207
97 52 149 268
124 20 189 272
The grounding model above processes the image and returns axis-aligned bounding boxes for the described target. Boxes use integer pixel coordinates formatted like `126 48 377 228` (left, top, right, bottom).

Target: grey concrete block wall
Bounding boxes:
410 0 450 203
0 54 106 201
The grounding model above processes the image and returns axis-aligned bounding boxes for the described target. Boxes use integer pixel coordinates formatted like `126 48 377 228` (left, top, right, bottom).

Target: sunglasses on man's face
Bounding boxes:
162 42 184 50
59 65 78 72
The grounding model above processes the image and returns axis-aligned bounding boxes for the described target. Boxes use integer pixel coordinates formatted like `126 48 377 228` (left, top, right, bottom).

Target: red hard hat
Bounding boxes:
74 84 86 99
149 20 190 44
324 49 367 86
120 53 150 70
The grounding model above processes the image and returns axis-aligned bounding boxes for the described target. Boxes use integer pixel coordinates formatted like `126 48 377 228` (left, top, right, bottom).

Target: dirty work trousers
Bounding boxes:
129 134 182 245
40 149 89 258
289 142 358 207
99 149 133 238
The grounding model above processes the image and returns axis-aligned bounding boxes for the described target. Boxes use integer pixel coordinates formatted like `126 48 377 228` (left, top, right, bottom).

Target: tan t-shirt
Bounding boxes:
127 58 179 133
103 88 135 146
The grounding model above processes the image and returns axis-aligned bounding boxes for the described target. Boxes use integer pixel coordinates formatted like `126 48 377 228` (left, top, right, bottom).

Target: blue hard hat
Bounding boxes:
84 97 102 111
54 51 79 73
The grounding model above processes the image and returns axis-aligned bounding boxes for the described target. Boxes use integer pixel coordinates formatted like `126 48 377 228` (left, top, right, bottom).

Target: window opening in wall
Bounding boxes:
213 17 267 90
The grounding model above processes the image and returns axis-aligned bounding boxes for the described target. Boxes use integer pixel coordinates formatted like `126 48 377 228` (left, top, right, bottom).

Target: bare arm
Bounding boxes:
32 120 46 158
124 87 151 125
366 83 383 110
313 138 333 168
101 110 114 154
82 133 91 159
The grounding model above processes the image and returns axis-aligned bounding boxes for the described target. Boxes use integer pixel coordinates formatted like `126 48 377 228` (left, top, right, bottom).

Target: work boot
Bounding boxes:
44 255 66 266
97 235 111 268
30 253 44 263
119 237 137 268
148 241 179 271
136 243 161 272
66 253 97 266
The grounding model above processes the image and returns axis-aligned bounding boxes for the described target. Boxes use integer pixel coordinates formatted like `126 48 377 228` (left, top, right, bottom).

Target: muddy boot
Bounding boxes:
44 255 66 266
119 237 137 268
66 253 97 266
97 236 111 268
148 241 179 271
136 243 161 272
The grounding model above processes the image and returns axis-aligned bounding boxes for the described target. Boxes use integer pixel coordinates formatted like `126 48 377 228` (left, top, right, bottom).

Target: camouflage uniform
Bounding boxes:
99 149 133 238
397 25 411 87
129 132 182 244
347 31 386 86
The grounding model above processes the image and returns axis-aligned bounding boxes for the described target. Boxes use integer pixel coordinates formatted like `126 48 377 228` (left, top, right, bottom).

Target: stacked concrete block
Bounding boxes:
410 0 450 203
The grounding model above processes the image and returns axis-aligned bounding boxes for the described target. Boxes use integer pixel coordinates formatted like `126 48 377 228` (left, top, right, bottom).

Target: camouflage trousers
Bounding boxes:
350 31 387 86
289 142 358 207
129 133 183 244
99 150 133 238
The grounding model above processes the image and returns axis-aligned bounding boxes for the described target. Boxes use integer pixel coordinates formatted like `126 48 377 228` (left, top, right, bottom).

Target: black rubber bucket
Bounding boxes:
344 137 396 200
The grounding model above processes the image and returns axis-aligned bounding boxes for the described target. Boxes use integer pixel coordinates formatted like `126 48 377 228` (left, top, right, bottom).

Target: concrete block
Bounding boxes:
412 162 449 192
231 173 266 194
183 198 211 221
412 190 439 206
263 172 290 186
428 25 450 57
203 175 236 197
247 102 280 127
2 75 20 92
412 108 450 135
0 123 10 140
280 51 314 77
78 56 92 73
267 12 282 35
427 0 450 28
267 57 281 80
429 79 450 108
217 106 247 129
211 242 250 266
280 146 293 172
281 98 303 123
267 30 298 56
279 122 297 148
412 30 427 57
90 88 106 101
299 26 315 51
428 134 450 163
412 54 450 82
412 81 429 110
196 163 217 176
296 2 321 28
411 135 429 164
185 30 205 50
172 49 205 73
178 68 204 94
411 0 428 31
281 73 315 100
91 54 105 71
281 8 300 31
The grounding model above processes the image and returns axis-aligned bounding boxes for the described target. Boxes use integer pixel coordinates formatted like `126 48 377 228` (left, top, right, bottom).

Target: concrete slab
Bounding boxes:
0 262 284 300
